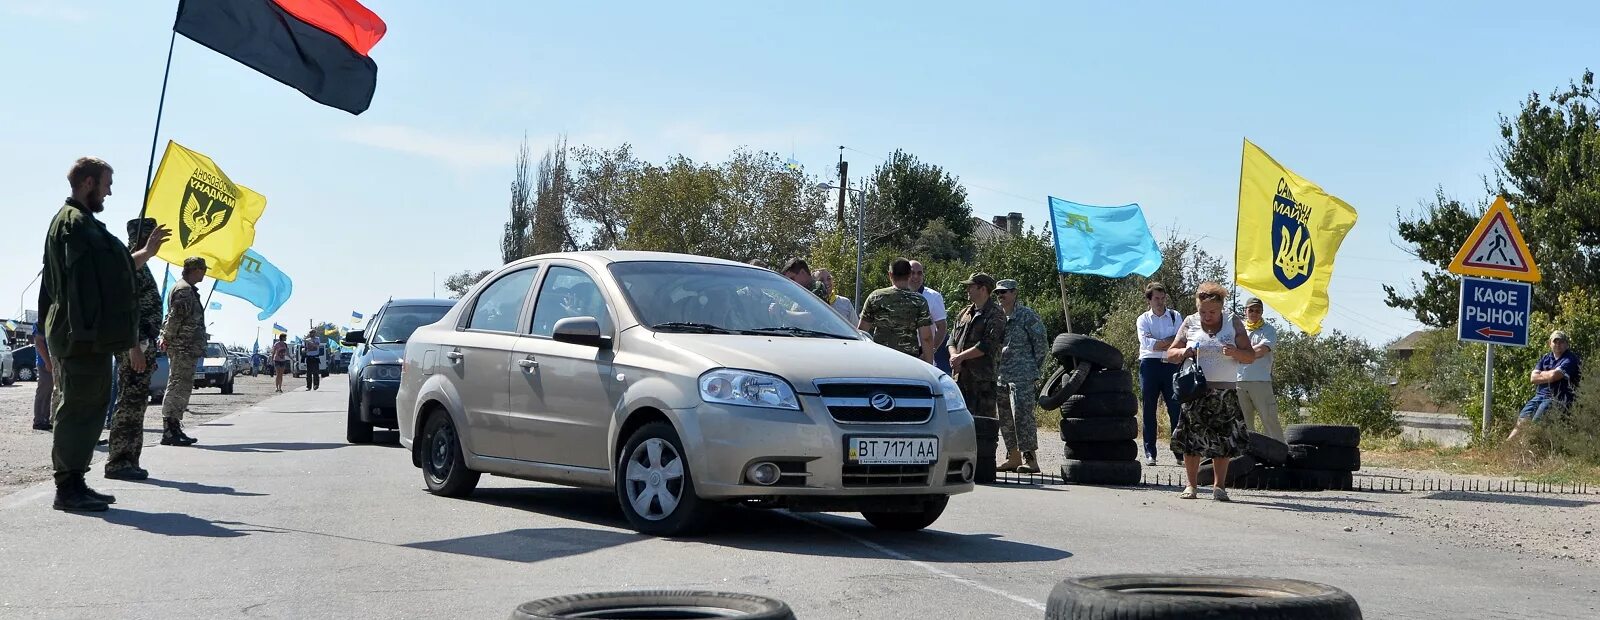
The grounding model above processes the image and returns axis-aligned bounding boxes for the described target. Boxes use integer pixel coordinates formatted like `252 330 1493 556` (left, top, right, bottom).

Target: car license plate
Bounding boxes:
847 437 938 465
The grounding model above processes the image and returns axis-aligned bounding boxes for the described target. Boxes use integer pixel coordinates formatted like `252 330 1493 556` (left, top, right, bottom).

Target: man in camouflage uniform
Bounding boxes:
948 273 1007 466
858 257 935 364
106 218 171 479
159 257 208 446
993 279 1048 474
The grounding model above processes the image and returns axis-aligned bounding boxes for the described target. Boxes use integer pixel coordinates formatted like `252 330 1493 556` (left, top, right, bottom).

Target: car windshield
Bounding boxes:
609 261 858 338
372 305 452 344
205 343 227 358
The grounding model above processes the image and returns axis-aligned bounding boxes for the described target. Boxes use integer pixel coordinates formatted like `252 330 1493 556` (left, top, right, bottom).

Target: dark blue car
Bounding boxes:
341 298 454 443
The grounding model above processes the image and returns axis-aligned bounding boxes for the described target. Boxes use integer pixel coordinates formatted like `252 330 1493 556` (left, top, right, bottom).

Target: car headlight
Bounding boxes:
699 369 799 410
365 364 402 381
935 372 967 413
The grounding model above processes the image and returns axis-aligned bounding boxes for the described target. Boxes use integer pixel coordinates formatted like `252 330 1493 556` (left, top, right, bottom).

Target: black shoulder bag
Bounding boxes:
1172 357 1209 404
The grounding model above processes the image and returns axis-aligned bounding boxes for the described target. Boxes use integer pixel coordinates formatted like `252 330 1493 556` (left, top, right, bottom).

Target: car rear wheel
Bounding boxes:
347 392 374 444
18 367 35 382
421 412 479 497
862 495 949 531
617 422 710 537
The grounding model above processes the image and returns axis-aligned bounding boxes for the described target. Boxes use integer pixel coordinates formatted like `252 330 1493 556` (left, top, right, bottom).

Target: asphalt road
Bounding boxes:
1 383 1596 619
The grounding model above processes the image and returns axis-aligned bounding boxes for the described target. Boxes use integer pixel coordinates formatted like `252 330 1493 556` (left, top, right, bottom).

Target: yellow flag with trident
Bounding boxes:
1235 139 1358 335
145 141 268 282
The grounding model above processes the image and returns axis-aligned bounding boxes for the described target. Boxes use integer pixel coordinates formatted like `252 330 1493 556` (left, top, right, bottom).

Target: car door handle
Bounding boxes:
446 351 464 362
518 357 539 371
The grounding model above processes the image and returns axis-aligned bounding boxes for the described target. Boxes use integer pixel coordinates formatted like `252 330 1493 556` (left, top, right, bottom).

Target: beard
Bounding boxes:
84 193 105 213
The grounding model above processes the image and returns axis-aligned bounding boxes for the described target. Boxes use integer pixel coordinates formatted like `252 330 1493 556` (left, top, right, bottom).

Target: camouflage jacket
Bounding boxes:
997 304 1048 383
861 285 932 357
948 299 1007 382
163 280 206 356
132 264 161 346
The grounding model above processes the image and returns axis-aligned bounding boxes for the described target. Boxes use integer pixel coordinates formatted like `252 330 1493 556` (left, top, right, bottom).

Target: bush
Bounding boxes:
1523 379 1600 466
1306 366 1401 438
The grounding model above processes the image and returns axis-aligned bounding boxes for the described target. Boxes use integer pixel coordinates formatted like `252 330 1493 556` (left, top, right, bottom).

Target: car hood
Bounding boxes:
650 333 944 393
365 343 404 365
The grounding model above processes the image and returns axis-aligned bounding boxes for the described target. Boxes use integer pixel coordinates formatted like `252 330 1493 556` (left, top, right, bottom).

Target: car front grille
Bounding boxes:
816 380 935 424
841 464 931 487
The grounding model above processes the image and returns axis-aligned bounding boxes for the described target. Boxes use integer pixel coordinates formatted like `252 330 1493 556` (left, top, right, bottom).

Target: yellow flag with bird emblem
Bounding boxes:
145 141 267 282
1235 139 1358 335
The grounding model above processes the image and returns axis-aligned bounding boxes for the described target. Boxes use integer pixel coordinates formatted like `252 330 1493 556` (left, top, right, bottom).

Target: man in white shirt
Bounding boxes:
1236 297 1283 441
1136 282 1184 465
909 260 950 373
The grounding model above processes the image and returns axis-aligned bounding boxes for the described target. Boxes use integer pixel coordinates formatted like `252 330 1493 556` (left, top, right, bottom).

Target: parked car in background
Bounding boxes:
0 347 12 386
396 251 976 536
228 352 254 377
341 298 454 443
195 342 237 394
10 344 38 382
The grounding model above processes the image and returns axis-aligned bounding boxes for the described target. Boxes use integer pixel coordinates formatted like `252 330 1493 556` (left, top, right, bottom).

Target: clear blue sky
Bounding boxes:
4 0 1597 349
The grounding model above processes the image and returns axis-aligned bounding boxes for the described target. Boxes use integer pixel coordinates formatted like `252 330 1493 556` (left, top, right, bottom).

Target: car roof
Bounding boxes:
510 250 752 270
385 298 456 307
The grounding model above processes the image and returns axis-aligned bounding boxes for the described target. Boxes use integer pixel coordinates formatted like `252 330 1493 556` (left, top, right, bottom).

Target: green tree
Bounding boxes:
860 150 974 251
442 269 492 299
569 144 641 250
529 135 574 255
500 136 533 263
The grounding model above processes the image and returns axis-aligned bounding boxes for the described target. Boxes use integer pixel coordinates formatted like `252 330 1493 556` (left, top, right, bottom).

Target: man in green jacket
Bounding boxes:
40 157 165 512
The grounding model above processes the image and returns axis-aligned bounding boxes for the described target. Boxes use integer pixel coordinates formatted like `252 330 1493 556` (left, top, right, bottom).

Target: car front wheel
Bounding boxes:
421 411 479 497
347 392 374 444
18 367 35 382
616 422 711 537
862 495 950 531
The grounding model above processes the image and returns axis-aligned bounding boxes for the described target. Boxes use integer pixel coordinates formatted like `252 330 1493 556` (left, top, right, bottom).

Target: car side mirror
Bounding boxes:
552 316 611 349
343 330 366 346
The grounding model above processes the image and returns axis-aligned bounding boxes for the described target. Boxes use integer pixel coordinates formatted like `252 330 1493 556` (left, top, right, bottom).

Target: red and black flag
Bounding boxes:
175 0 388 115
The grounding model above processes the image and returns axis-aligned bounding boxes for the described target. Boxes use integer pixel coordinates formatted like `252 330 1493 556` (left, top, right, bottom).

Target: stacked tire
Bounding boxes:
1197 432 1292 489
1040 334 1141 486
1285 424 1361 491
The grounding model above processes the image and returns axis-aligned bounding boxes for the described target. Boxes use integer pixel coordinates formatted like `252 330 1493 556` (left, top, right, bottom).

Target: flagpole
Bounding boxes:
136 26 180 228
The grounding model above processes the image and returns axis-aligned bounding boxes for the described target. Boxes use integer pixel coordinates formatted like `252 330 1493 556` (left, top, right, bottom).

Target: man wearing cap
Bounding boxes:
105 218 172 480
994 279 1048 473
158 256 208 446
1509 330 1582 440
948 273 1007 426
1235 297 1283 441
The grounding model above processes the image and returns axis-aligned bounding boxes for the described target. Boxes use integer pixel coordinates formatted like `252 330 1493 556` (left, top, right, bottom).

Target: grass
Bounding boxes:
1360 435 1600 486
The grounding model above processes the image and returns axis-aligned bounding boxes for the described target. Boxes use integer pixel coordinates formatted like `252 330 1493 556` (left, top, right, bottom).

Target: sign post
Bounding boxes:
1449 197 1541 440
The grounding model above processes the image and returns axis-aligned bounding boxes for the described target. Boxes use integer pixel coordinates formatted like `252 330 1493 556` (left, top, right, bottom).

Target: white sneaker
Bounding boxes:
1213 487 1231 502
1145 456 1157 466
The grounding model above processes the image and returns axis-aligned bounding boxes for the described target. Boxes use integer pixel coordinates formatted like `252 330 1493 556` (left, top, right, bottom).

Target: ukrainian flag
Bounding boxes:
272 323 287 337
1235 139 1358 335
351 311 364 325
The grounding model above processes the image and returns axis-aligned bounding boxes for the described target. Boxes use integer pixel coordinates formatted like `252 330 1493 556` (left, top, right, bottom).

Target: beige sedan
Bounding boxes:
396 251 976 536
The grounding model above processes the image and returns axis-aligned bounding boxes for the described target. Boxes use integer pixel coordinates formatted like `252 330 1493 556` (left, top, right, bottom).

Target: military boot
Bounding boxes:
105 463 150 481
52 475 109 512
997 449 1022 472
161 418 198 446
1017 451 1041 474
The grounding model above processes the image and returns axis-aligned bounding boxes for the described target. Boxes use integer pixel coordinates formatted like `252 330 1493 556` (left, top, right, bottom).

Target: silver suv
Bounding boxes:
396 251 976 536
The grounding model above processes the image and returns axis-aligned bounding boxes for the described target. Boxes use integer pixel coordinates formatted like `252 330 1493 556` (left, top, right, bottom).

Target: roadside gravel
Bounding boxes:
0 373 290 497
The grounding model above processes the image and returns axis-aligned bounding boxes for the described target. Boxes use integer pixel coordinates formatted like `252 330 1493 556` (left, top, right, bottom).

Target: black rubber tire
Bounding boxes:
1051 333 1125 370
1247 432 1290 467
149 394 163 405
1045 574 1362 620
1059 459 1142 486
420 411 480 498
1062 440 1139 461
616 422 713 537
346 392 374 444
511 590 795 620
220 379 234 395
1284 424 1362 448
1 377 12 386
1231 465 1293 490
1059 393 1139 419
1060 416 1139 442
1077 368 1133 395
18 367 35 382
1290 469 1355 491
862 495 950 531
1287 444 1361 471
1038 362 1092 411
1196 455 1257 486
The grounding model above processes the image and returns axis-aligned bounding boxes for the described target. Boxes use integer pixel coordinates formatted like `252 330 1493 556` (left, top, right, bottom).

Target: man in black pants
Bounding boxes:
302 330 323 390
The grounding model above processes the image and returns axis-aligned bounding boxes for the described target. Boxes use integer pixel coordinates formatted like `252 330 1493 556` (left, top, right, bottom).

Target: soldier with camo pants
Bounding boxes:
993 279 1048 474
159 257 208 446
106 219 171 479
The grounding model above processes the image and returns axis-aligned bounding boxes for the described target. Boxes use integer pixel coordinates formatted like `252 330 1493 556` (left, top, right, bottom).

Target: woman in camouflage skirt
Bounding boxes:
1165 282 1257 501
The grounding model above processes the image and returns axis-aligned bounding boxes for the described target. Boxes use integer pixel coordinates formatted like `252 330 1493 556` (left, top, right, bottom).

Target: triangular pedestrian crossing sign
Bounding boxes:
1448 196 1541 283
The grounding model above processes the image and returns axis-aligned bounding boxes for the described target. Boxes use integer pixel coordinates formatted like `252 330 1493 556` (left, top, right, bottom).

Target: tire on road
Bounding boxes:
616 421 713 537
1196 455 1258 487
512 590 795 620
1059 393 1138 419
1284 424 1361 448
419 409 480 498
18 367 35 382
1051 333 1125 370
1247 432 1289 467
1059 459 1142 486
862 495 950 532
1287 444 1361 471
221 378 234 395
1062 440 1138 461
1045 574 1362 620
1038 362 1093 411
347 393 374 444
1076 368 1133 395
1060 416 1139 442
1290 468 1355 491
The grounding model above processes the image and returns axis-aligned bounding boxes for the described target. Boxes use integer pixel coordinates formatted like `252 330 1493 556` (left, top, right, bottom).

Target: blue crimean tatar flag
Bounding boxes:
209 301 223 311
213 249 294 321
1047 196 1163 278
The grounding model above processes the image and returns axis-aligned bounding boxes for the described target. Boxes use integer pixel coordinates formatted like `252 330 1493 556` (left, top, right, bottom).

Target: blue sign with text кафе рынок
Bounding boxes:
1458 276 1530 347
